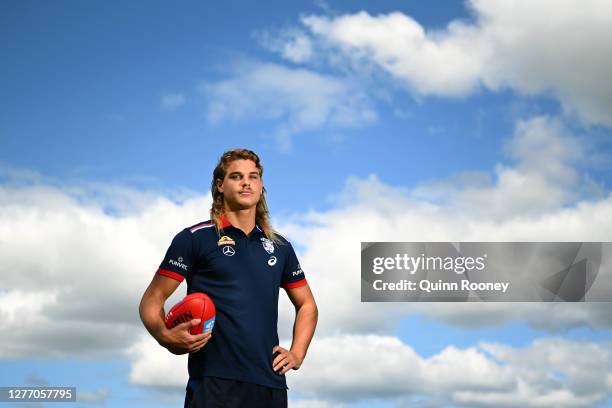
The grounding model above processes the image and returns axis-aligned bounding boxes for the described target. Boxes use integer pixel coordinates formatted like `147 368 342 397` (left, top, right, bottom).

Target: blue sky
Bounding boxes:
1 1 612 407
5 0 606 212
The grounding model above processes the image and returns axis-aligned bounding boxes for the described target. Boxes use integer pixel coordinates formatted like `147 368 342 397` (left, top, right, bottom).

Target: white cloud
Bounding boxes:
281 35 314 64
289 334 514 402
303 11 486 96
200 61 377 149
296 0 612 126
289 400 346 408
126 333 612 407
77 388 112 404
452 336 612 407
0 181 208 358
127 334 188 387
289 335 612 407
453 378 605 408
412 116 587 219
161 93 186 110
257 28 314 63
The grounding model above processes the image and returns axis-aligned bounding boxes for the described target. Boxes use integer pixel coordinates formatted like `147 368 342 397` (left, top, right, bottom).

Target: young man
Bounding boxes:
139 148 318 408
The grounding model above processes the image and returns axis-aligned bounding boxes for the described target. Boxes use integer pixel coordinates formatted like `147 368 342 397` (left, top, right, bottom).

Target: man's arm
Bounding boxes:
139 273 211 354
272 283 318 374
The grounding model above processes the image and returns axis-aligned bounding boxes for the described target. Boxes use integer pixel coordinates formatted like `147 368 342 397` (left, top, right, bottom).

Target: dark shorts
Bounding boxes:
184 377 288 408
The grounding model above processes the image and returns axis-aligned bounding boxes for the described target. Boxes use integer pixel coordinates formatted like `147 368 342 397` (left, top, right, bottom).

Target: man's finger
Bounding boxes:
272 352 286 366
194 335 211 345
278 359 293 374
174 319 201 332
191 333 212 346
191 331 212 341
273 355 289 371
190 336 211 351
280 363 292 375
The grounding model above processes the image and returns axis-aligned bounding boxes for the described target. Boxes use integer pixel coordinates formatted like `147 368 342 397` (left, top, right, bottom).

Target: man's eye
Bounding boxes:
230 174 240 179
250 175 260 179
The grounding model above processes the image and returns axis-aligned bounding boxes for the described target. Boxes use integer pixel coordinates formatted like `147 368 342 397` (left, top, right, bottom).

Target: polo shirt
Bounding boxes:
156 215 307 389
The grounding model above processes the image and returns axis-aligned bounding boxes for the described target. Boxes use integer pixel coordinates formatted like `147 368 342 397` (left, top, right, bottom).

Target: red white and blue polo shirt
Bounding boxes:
157 215 307 389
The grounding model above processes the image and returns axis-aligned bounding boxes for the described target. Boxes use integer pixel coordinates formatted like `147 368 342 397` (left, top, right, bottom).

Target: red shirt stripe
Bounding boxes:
156 268 185 282
282 278 307 289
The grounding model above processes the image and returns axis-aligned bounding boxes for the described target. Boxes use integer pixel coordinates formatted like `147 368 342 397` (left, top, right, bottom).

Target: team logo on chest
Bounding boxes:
261 237 275 254
218 235 236 246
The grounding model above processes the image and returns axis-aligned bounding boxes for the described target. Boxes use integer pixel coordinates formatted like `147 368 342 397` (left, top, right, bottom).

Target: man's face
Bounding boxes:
216 159 263 210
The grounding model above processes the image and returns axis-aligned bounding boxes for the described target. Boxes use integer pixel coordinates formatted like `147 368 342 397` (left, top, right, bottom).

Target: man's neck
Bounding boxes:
223 208 256 236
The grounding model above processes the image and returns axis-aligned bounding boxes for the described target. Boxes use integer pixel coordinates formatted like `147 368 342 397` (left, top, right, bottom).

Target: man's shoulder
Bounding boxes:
170 220 219 250
187 220 216 234
270 231 293 248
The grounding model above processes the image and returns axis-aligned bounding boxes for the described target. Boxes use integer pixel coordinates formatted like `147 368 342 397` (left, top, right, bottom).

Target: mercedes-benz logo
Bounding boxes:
222 246 235 256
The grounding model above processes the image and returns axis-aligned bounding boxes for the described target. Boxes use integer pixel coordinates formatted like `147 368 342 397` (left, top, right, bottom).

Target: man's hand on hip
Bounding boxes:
272 345 303 375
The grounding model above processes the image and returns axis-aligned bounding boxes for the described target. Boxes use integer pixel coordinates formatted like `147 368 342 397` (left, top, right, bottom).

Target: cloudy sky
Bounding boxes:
1 1 612 407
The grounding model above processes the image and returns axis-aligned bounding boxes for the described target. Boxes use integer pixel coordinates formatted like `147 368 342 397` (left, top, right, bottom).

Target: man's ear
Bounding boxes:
216 179 224 193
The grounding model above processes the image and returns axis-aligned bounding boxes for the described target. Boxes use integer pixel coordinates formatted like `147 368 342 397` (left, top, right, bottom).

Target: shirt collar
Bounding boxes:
219 214 232 229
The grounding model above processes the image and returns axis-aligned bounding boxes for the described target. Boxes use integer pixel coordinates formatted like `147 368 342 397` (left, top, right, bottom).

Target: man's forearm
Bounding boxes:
139 293 169 346
289 301 318 362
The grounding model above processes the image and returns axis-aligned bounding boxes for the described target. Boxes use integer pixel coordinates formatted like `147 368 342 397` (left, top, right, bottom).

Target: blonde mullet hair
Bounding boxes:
210 148 281 243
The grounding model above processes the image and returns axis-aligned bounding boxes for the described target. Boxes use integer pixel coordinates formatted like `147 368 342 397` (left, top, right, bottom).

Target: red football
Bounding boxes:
164 292 216 335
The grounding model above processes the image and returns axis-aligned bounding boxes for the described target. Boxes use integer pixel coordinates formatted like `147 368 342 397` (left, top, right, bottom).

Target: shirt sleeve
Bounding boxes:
281 241 307 289
156 228 194 282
